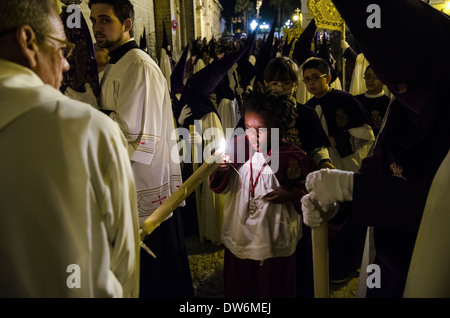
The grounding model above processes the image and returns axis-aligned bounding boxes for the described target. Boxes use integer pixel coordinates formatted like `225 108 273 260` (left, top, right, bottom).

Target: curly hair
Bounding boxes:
241 85 297 138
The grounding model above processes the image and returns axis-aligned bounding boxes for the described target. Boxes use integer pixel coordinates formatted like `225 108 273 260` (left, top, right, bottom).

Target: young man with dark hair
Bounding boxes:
67 0 194 298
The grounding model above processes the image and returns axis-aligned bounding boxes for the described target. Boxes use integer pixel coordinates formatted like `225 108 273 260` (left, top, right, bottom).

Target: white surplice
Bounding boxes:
0 59 140 297
221 152 302 261
100 44 183 225
159 48 172 92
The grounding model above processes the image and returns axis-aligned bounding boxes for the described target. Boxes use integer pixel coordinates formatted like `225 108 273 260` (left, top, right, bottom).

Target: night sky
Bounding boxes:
219 0 303 22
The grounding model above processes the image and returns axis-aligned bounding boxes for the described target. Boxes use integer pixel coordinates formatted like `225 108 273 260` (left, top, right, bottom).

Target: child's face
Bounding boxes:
303 68 330 98
245 110 275 153
364 68 384 94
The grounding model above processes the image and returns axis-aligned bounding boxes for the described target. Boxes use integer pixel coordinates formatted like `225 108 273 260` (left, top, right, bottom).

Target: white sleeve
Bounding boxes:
100 127 140 298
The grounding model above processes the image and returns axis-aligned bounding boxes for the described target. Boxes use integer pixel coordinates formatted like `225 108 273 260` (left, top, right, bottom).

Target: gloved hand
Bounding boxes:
306 168 354 212
178 105 192 126
301 193 339 228
65 83 98 109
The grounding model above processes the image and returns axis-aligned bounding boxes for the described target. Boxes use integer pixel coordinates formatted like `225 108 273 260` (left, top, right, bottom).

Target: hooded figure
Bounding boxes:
59 0 100 98
160 20 172 90
302 0 450 298
254 18 277 86
176 44 249 245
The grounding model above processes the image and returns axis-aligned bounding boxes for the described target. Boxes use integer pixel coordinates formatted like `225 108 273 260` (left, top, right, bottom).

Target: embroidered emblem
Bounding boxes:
286 128 301 148
390 162 406 180
371 110 383 129
287 159 302 180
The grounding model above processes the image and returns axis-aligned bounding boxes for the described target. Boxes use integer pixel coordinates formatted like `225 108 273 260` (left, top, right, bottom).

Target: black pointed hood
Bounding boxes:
254 18 277 84
177 45 249 127
170 44 190 99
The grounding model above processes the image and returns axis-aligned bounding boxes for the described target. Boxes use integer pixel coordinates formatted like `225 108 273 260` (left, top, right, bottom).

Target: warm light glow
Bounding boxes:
293 15 299 21
446 1 450 12
218 138 227 154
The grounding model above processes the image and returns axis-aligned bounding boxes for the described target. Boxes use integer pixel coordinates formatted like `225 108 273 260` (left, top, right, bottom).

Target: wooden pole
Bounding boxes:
190 125 204 242
141 153 223 238
342 23 346 90
311 220 330 298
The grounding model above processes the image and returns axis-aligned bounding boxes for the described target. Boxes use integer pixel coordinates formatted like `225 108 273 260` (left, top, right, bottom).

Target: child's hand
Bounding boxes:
263 188 294 203
217 154 231 172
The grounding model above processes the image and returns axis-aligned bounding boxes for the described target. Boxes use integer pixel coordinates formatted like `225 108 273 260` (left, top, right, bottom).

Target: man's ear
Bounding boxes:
16 25 39 69
326 73 332 84
124 18 132 34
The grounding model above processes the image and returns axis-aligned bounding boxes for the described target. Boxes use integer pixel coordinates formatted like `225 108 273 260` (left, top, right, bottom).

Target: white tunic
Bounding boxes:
404 149 450 297
100 44 183 224
197 112 226 245
0 59 140 297
221 152 302 261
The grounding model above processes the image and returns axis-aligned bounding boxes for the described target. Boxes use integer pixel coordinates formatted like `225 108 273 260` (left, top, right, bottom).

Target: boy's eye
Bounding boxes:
302 74 326 84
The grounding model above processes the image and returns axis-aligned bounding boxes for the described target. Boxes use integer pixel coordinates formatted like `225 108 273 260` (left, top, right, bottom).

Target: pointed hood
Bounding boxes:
170 44 190 99
139 28 149 55
254 18 277 85
236 30 257 89
316 31 338 84
282 36 295 57
292 18 317 66
331 0 449 98
162 20 171 57
177 45 249 127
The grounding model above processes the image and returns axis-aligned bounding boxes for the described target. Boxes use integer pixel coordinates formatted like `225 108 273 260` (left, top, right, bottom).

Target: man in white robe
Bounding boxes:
84 0 193 297
0 0 139 297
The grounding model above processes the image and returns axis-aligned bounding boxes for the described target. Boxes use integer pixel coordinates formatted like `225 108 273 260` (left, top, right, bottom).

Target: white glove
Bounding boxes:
65 83 98 109
188 131 203 144
306 168 354 212
178 105 192 126
301 194 340 228
301 194 323 228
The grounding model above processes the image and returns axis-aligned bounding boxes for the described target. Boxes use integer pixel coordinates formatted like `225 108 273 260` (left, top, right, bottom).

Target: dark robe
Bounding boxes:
355 93 391 137
332 0 450 297
305 89 373 158
286 102 331 161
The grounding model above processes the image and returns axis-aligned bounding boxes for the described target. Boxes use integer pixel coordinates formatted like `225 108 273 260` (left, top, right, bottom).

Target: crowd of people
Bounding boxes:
0 0 448 299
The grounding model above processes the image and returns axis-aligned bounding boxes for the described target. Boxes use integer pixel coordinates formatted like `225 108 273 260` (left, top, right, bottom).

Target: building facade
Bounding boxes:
77 0 224 64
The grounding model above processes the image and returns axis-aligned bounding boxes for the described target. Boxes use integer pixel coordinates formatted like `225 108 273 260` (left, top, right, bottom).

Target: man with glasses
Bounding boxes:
0 0 140 297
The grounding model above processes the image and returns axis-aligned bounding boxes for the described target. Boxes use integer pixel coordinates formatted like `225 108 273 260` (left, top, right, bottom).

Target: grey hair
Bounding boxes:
0 0 58 42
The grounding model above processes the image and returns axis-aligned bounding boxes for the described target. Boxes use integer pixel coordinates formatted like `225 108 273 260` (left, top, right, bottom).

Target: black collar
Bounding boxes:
109 40 140 64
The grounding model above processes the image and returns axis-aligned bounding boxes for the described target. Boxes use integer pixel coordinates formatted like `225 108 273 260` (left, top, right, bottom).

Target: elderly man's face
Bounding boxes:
33 12 70 89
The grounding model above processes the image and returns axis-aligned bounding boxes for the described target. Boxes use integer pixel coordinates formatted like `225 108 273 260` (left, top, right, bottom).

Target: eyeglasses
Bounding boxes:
268 81 295 90
302 73 327 84
37 33 76 59
0 27 75 59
